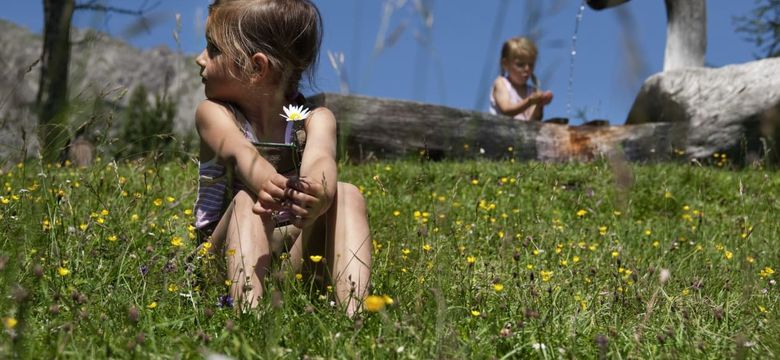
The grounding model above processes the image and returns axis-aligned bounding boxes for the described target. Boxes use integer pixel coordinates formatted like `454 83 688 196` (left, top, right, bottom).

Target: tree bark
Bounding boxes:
663 0 706 71
38 0 76 162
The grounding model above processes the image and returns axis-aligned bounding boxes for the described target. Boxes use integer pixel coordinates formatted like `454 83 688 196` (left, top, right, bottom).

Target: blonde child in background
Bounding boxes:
192 0 371 316
490 36 553 121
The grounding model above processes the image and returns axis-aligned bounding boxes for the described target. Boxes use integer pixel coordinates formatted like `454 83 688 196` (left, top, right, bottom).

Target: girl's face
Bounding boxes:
502 55 535 87
195 38 243 100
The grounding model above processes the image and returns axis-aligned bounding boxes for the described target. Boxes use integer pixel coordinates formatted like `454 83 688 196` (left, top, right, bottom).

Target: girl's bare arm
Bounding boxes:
492 77 538 117
195 100 282 197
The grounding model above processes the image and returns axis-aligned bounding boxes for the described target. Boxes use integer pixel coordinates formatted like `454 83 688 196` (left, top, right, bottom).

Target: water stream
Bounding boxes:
567 0 587 120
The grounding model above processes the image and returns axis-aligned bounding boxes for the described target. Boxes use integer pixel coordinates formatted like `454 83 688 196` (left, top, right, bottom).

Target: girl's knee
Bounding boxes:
338 182 366 211
230 190 255 210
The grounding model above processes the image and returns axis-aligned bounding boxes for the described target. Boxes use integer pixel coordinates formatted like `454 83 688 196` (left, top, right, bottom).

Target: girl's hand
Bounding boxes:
285 177 329 228
539 90 553 105
254 174 290 214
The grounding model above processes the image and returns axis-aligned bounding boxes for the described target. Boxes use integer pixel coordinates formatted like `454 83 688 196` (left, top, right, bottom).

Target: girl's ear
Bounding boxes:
250 53 270 81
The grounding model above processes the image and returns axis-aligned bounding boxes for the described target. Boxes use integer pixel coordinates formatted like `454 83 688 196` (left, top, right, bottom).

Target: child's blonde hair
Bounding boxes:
206 0 322 96
499 36 538 71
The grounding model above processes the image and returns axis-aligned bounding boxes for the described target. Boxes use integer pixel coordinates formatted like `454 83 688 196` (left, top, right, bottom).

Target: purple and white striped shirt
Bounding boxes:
193 105 296 229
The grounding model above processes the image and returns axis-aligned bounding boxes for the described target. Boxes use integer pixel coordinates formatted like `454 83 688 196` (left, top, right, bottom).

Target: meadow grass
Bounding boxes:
0 156 778 358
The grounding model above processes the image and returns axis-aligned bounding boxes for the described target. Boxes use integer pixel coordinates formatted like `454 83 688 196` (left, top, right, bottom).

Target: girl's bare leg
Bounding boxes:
290 182 372 316
211 190 274 309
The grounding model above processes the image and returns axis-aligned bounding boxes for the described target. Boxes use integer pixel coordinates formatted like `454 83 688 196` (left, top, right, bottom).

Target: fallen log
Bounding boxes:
309 93 688 162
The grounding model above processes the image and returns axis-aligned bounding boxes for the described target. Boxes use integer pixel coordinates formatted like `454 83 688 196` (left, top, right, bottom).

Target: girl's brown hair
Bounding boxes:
206 0 322 96
499 37 538 72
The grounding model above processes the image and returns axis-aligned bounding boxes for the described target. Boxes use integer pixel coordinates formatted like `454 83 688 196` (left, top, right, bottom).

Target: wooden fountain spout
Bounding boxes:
587 0 706 71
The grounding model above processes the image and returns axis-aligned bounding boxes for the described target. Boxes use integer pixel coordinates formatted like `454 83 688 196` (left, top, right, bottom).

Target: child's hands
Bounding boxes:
539 90 553 105
285 178 329 228
528 90 554 106
254 174 291 214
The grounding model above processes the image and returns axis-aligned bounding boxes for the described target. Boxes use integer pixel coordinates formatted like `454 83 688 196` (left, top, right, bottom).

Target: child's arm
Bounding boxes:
493 78 553 120
492 77 537 117
195 100 287 210
285 107 338 227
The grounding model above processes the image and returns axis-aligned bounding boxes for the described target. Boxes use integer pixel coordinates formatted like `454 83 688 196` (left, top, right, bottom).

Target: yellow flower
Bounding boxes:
184 209 193 216
57 267 70 277
170 236 183 247
167 284 178 292
470 309 481 317
146 301 157 309
3 317 18 329
224 279 232 286
101 209 109 216
393 210 400 217
576 209 587 217
166 196 175 203
598 226 608 235
540 270 553 282
295 273 303 281
724 251 733 260
760 267 775 279
572 256 580 263
401 248 411 255
644 229 652 236
471 179 479 185
309 255 323 263
466 256 476 264
130 214 139 221
611 251 619 258
153 198 163 207
79 223 88 231
493 283 504 292
107 235 118 242
422 244 432 252
364 295 385 312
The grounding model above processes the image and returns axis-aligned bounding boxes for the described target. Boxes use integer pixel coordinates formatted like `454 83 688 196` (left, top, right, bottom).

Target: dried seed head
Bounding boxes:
33 264 44 278
659 268 671 284
128 306 140 323
271 290 283 309
12 286 29 303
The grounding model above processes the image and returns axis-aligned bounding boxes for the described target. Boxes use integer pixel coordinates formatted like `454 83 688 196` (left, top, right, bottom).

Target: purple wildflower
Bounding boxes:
139 265 149 276
217 295 234 308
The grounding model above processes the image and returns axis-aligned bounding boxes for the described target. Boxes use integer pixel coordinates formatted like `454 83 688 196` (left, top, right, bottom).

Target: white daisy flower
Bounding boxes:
280 104 311 121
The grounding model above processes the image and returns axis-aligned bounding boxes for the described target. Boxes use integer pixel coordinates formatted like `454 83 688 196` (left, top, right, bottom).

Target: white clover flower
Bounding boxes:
280 104 311 121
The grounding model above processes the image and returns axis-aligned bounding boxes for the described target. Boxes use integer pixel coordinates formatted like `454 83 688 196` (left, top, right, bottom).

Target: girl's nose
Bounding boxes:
195 49 207 67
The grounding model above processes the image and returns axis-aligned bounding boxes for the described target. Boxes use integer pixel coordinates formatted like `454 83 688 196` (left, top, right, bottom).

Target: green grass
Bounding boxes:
1 157 778 358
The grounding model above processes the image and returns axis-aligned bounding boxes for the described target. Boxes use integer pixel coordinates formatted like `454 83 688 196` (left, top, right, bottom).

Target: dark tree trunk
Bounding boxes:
37 0 75 162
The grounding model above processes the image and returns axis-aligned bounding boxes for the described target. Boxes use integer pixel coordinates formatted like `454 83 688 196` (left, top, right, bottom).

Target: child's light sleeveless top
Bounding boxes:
193 105 299 229
489 76 536 121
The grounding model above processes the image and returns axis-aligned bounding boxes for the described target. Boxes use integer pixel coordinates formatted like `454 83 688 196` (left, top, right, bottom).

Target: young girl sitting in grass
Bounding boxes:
192 0 371 315
490 36 553 121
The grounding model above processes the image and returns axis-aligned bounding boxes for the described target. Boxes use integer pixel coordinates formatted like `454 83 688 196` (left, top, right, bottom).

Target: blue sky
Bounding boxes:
1 0 760 124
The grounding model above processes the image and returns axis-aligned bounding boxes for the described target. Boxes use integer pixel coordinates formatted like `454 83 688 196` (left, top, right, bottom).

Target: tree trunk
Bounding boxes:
37 0 75 162
663 0 706 71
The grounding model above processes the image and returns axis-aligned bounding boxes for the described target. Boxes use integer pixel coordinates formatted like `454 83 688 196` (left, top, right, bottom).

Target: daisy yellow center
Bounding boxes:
289 113 302 120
